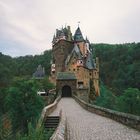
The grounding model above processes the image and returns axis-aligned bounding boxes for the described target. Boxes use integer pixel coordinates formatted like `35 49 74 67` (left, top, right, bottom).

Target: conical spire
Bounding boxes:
74 27 84 42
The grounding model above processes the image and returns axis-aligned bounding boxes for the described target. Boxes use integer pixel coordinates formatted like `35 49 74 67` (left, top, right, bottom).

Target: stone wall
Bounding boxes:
73 95 140 131
53 40 74 73
37 96 61 128
76 88 89 102
50 110 67 140
57 80 77 96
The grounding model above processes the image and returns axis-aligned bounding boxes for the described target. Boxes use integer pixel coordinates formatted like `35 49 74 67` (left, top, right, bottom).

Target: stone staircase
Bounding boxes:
44 116 60 131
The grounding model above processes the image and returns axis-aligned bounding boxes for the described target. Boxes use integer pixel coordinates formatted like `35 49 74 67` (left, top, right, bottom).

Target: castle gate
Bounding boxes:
62 85 72 97
56 72 77 97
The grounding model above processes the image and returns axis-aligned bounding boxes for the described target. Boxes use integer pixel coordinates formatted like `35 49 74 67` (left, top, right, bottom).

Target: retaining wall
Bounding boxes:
73 95 140 131
37 96 61 128
50 110 67 140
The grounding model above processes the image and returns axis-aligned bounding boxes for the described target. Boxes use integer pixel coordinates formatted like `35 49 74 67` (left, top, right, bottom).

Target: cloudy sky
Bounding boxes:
0 0 140 57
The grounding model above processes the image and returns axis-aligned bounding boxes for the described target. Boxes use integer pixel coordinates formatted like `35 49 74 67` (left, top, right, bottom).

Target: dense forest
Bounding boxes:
92 43 140 95
0 42 140 139
0 50 52 88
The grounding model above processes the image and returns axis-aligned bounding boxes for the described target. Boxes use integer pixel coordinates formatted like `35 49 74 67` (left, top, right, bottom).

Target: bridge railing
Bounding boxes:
37 95 61 128
73 95 140 131
50 110 67 140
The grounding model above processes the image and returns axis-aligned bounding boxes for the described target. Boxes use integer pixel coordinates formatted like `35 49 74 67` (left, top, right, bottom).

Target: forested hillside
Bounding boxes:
0 50 52 87
92 43 140 95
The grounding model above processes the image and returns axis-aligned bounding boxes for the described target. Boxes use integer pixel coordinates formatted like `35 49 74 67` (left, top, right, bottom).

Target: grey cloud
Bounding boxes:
0 0 140 56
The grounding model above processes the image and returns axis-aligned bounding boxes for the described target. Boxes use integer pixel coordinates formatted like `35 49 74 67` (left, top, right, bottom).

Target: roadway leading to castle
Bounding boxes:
50 98 140 140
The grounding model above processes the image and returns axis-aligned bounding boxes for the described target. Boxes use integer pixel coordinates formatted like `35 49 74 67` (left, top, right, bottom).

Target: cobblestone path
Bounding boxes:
50 98 140 140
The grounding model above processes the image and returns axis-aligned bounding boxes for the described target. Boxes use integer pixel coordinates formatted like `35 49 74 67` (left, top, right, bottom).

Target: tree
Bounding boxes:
117 88 140 115
40 77 55 93
94 83 116 109
0 88 8 116
6 79 44 133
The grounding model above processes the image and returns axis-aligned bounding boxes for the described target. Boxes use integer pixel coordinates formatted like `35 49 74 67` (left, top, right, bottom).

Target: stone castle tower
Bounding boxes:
50 25 100 100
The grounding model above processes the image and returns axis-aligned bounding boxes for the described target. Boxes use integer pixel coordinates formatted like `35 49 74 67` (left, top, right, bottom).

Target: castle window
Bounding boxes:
78 81 83 89
73 69 75 71
69 68 71 71
90 73 92 76
52 71 55 74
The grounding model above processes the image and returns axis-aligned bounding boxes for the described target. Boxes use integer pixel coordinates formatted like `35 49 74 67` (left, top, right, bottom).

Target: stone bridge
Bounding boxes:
50 98 140 140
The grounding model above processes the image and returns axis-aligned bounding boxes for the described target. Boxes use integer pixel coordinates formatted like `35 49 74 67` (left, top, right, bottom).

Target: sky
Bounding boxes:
0 0 140 57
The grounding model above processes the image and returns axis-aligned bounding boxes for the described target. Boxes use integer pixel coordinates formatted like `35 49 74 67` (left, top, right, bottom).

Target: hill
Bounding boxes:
92 43 140 95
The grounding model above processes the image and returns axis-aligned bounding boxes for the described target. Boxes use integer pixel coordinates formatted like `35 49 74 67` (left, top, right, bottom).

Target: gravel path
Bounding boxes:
50 98 140 140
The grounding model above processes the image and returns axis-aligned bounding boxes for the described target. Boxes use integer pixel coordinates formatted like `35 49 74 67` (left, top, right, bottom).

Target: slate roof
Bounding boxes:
85 53 95 69
72 44 82 59
65 44 82 65
33 65 45 78
74 27 84 42
57 72 76 80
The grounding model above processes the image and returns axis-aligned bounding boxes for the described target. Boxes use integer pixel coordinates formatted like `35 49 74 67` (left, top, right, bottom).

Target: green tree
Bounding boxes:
40 77 55 92
117 88 140 115
0 88 8 116
94 83 116 110
16 122 54 140
6 79 44 133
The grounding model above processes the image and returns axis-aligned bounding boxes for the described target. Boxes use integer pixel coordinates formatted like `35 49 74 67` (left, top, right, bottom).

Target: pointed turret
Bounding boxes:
74 27 84 42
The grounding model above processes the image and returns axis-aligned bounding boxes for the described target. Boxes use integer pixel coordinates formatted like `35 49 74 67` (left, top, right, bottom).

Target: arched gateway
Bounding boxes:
56 72 77 97
62 85 72 97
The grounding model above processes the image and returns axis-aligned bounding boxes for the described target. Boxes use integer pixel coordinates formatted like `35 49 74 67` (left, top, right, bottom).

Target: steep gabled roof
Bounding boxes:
72 44 82 59
85 53 95 70
74 27 84 42
33 65 45 78
65 44 82 65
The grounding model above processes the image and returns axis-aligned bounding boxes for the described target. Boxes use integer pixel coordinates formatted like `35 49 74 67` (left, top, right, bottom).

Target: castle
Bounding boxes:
50 25 99 100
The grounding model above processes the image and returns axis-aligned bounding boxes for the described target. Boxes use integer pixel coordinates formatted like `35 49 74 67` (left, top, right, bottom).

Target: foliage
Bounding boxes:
13 50 52 77
0 88 8 116
0 52 16 87
0 114 12 140
92 43 140 95
94 83 116 110
16 123 54 140
39 77 55 92
0 50 52 87
6 79 44 133
116 88 140 115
